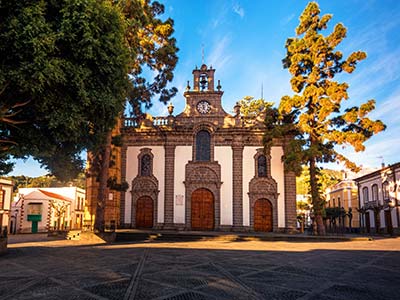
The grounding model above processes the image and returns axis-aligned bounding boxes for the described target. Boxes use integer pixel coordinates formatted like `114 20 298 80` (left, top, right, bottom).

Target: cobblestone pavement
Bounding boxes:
1 235 400 300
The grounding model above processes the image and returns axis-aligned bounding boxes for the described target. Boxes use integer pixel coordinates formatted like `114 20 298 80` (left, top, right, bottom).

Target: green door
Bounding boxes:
31 221 38 233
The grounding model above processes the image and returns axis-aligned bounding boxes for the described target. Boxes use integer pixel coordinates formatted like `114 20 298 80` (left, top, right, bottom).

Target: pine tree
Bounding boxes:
279 2 385 235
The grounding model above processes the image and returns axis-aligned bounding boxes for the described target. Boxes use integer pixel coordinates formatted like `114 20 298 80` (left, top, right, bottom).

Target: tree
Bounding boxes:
296 166 342 196
90 0 178 232
0 0 130 179
279 2 385 235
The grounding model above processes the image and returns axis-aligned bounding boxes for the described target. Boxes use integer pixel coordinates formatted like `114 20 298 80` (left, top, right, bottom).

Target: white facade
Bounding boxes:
0 178 13 234
119 64 296 232
174 146 192 224
356 162 400 234
215 146 233 226
12 187 85 233
124 144 287 230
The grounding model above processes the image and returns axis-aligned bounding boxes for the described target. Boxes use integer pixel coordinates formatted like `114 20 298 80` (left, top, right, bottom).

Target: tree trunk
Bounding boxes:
309 157 326 235
94 130 112 233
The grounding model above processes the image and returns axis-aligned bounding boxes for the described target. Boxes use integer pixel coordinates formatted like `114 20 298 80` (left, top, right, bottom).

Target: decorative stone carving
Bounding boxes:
184 161 222 230
131 175 159 228
248 177 278 231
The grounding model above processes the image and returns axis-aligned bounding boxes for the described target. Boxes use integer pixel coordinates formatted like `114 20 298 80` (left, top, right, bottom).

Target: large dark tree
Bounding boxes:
91 0 178 232
279 2 385 235
0 0 131 180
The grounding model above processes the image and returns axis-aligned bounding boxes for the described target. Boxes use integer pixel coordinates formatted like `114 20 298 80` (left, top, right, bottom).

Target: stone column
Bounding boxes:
164 144 175 228
232 138 244 230
120 145 128 227
284 169 297 232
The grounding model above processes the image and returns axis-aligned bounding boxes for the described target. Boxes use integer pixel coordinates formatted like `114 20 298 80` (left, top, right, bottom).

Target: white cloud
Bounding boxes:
281 13 295 26
233 3 245 18
207 35 232 71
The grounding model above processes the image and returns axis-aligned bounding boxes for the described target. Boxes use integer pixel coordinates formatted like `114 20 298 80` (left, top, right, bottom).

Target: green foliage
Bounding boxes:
279 2 385 233
107 176 129 192
238 96 274 119
280 1 385 171
6 172 86 192
118 0 179 115
0 0 130 179
296 166 342 196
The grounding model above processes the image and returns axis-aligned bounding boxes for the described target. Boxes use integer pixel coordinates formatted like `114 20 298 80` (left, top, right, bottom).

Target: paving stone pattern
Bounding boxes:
1 237 399 300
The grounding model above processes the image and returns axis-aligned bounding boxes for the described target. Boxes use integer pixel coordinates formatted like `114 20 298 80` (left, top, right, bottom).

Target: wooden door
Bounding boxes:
365 212 371 233
136 196 153 228
254 199 272 232
385 210 393 235
191 189 214 230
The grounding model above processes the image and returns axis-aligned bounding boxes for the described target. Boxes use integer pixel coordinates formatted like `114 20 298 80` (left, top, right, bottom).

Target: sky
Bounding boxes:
10 0 400 177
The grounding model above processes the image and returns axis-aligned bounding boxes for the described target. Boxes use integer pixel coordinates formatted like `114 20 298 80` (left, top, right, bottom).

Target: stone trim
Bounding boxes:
184 161 222 230
253 148 272 179
284 170 297 232
164 144 175 227
137 148 154 176
232 140 244 228
120 145 127 226
248 177 278 231
130 175 159 228
192 123 216 162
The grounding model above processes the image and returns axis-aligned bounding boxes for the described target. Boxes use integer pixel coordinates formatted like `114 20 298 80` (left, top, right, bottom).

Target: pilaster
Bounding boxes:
232 137 244 229
164 144 175 227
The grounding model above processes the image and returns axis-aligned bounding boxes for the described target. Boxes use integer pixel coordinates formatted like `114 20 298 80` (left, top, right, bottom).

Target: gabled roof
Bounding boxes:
22 189 72 202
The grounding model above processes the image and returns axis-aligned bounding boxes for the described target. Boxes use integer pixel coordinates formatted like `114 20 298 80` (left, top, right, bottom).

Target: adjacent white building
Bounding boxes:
11 187 85 233
355 162 400 234
0 178 13 234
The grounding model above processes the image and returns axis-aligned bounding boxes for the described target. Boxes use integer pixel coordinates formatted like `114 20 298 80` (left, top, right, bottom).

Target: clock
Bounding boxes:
196 100 211 114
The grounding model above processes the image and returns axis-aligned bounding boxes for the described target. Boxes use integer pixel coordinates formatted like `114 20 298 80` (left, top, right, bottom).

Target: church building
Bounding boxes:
116 64 297 232
87 64 297 232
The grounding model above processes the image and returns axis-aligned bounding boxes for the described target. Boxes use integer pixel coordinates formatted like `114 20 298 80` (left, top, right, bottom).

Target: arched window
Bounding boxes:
140 154 151 176
362 187 369 202
196 130 210 161
383 181 389 200
257 155 267 177
372 184 378 201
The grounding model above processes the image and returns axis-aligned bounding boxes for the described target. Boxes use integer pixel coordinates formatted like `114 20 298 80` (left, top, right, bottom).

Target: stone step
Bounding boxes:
66 230 81 240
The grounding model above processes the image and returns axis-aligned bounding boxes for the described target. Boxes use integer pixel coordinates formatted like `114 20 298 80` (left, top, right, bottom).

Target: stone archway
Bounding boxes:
254 199 273 232
136 196 153 228
191 188 214 230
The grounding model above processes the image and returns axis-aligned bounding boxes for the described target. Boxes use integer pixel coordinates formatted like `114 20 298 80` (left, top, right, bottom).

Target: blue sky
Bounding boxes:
11 0 400 177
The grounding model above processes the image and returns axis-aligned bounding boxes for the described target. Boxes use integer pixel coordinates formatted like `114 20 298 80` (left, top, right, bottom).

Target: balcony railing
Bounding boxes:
124 116 173 128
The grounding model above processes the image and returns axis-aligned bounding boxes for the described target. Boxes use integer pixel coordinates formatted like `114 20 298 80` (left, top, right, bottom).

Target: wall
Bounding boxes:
242 147 258 226
215 146 233 226
0 180 13 228
174 146 192 224
124 146 165 224
271 146 285 228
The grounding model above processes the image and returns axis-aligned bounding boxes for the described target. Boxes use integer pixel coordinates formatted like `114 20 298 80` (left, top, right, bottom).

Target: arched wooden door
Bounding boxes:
191 188 214 230
136 196 153 228
254 199 272 232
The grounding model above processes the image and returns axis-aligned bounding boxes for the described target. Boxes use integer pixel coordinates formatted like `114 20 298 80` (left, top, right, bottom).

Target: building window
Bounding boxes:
140 154 152 176
257 155 267 177
372 184 378 202
338 197 341 208
383 181 389 200
196 130 211 161
362 187 369 202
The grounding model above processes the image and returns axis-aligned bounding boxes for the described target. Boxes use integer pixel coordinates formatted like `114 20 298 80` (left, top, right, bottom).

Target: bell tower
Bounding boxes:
183 64 226 120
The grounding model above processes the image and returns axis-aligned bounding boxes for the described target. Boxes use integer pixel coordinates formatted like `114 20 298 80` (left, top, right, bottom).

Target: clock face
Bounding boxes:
197 101 211 114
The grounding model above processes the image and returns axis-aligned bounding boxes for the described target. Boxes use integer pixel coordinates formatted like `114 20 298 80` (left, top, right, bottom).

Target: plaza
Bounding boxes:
1 234 399 300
